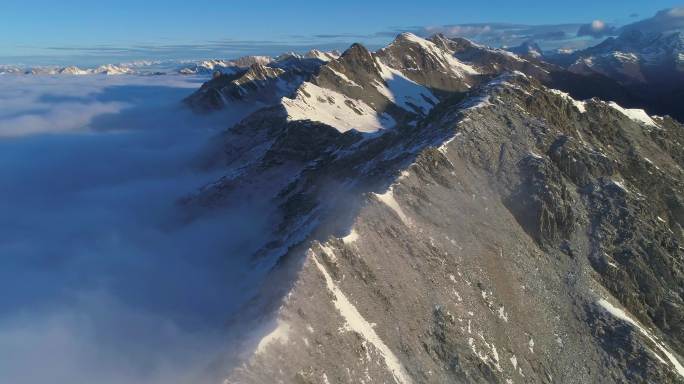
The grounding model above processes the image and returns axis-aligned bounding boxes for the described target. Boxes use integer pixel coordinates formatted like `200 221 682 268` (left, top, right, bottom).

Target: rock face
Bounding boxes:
184 34 684 383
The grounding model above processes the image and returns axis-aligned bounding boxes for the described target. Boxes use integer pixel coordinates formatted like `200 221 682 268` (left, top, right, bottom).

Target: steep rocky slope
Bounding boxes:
184 34 684 383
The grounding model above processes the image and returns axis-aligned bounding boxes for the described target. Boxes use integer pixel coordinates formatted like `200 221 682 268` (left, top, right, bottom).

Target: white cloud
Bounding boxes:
425 24 493 36
0 101 126 137
591 20 606 31
667 7 684 18
577 19 616 38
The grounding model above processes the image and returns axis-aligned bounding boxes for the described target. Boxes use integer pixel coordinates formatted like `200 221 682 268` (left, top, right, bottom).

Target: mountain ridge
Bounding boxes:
178 33 684 383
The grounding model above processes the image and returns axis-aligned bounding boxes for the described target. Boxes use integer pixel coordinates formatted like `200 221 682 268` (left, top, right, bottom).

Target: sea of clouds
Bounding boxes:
0 74 269 383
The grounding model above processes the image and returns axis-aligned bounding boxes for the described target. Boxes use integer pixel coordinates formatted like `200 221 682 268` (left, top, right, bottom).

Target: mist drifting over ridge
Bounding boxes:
0 74 272 384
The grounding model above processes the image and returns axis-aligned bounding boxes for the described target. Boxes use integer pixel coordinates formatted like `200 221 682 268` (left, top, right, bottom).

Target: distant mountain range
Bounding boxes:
0 50 341 77
5 26 682 123
561 30 684 84
538 29 684 120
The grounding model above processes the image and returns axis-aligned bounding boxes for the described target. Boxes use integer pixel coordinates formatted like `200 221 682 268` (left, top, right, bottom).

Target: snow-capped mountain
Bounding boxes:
0 53 340 77
304 49 341 62
179 33 684 383
564 30 684 84
186 33 561 132
183 55 327 123
93 64 135 75
177 56 273 75
58 66 91 75
545 28 684 121
0 65 23 75
9 63 138 75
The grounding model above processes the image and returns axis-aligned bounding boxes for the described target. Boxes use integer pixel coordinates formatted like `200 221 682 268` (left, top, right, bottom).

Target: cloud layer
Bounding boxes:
0 75 270 383
577 20 617 38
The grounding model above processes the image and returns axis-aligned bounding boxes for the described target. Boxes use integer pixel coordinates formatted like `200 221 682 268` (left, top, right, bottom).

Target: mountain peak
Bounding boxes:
343 43 372 57
336 43 379 73
390 32 439 50
427 33 452 48
304 49 340 62
275 52 302 62
428 34 477 53
242 62 282 79
394 32 423 42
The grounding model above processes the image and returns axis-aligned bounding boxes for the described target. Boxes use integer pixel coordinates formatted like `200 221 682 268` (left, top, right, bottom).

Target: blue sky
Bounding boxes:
1 1 682 65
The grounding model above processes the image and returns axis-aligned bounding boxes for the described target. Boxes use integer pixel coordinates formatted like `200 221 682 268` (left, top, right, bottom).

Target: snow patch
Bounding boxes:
374 188 411 226
598 298 684 377
328 67 362 88
498 306 509 322
438 134 458 154
510 355 518 370
283 82 395 133
319 244 337 263
375 62 438 114
512 70 528 78
612 51 639 63
607 101 658 128
464 95 492 110
306 49 339 62
469 334 503 372
610 179 629 193
393 33 480 76
549 89 587 113
342 229 359 244
255 320 290 354
311 252 413 384
528 151 543 159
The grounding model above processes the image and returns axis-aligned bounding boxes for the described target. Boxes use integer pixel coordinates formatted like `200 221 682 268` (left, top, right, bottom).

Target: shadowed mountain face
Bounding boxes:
181 33 684 383
508 40 544 59
546 29 684 122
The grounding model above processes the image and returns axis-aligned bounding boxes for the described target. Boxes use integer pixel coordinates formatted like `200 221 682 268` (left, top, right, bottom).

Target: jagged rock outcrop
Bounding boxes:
184 56 326 114
375 32 478 93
